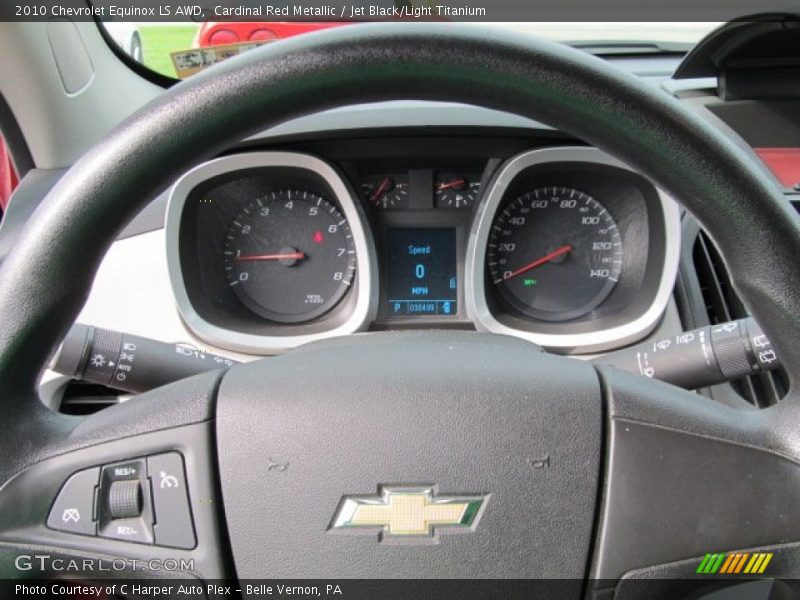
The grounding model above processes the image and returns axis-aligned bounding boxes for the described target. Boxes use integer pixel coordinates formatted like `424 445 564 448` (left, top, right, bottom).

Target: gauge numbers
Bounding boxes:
487 187 622 322
224 190 356 323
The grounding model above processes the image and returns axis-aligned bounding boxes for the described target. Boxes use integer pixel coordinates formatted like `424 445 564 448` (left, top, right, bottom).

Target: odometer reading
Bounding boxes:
487 187 622 322
223 190 356 323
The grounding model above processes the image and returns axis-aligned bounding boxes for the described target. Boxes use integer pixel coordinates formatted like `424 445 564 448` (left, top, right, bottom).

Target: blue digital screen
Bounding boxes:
386 228 457 317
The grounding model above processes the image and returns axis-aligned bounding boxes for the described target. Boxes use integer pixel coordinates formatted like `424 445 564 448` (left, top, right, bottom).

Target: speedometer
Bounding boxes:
487 187 622 322
223 189 356 323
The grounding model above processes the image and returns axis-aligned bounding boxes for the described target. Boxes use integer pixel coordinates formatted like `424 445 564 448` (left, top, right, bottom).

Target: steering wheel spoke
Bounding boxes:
593 368 800 585
0 372 228 582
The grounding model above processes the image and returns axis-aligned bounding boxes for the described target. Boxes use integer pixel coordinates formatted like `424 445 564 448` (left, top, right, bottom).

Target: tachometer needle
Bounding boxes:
234 252 306 262
501 244 573 282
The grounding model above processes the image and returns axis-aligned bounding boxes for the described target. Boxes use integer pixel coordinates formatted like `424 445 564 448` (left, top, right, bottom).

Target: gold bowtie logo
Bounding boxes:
329 486 488 542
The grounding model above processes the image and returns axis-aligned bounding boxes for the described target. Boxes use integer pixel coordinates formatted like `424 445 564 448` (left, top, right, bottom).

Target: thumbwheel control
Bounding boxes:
108 479 143 519
97 458 154 544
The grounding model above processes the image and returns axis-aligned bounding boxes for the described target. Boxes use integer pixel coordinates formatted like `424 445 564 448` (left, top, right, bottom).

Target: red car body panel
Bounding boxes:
0 137 17 212
194 21 352 46
754 148 800 189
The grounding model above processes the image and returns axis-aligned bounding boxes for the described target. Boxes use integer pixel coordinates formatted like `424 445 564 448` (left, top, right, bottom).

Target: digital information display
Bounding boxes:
386 228 458 317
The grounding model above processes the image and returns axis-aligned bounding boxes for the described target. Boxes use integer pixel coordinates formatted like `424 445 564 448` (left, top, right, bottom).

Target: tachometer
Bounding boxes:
487 187 622 322
223 189 356 323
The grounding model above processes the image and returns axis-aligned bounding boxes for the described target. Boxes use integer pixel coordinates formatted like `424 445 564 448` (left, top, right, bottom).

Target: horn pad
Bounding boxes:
216 332 601 581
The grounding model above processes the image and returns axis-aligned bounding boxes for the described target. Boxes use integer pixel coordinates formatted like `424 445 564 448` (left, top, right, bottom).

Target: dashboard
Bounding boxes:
165 141 680 355
0 31 788 409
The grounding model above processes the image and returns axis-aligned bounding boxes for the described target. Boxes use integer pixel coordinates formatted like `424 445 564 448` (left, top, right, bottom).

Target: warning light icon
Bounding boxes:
313 230 324 244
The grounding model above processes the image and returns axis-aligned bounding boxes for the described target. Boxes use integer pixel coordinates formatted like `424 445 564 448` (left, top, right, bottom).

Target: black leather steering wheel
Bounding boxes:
1 24 799 596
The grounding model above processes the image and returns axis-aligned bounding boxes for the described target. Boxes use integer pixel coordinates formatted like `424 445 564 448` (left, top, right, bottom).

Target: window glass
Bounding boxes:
100 22 722 81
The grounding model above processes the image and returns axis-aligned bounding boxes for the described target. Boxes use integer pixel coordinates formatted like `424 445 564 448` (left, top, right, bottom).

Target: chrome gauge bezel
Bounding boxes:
166 152 378 354
465 147 681 353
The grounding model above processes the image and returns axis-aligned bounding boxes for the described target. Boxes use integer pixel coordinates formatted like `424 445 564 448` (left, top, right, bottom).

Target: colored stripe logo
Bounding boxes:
697 552 773 574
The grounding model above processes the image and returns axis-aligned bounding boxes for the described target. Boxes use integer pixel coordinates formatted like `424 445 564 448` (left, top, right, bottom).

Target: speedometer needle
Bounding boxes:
235 252 306 261
501 244 573 282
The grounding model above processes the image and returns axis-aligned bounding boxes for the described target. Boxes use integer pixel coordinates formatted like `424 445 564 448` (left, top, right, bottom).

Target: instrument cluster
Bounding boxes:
166 147 679 355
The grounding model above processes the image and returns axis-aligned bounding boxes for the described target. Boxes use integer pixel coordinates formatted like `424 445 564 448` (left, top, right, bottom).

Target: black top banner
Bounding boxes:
3 0 800 22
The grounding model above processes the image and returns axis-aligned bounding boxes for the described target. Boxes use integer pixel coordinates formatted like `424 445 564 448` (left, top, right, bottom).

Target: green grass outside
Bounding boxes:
138 25 199 79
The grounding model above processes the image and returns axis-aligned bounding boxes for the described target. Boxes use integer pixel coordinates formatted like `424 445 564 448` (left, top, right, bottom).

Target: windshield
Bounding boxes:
102 22 721 80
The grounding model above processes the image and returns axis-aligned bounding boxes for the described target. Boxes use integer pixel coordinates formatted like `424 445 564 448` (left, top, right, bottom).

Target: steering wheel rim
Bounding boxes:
0 23 799 588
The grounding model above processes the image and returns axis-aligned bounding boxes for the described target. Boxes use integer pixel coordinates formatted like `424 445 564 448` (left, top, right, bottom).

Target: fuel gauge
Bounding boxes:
434 173 481 209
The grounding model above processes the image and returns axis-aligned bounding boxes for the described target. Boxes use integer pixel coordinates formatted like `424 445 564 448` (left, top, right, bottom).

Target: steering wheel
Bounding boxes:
1 24 799 595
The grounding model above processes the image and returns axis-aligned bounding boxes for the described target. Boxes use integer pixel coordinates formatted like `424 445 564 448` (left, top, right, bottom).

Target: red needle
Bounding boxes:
436 178 466 191
234 252 305 262
501 245 573 282
369 177 392 203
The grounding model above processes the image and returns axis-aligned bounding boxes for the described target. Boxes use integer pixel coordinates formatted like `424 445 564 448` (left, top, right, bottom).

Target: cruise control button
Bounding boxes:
98 458 154 545
147 452 196 549
47 467 99 536
108 479 143 519
104 518 151 543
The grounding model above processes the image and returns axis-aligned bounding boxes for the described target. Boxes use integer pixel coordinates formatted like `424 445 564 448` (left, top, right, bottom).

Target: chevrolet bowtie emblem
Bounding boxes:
329 486 488 542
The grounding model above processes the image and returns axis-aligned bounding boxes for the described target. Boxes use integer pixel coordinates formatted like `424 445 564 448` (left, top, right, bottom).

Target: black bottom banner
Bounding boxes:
3 578 800 600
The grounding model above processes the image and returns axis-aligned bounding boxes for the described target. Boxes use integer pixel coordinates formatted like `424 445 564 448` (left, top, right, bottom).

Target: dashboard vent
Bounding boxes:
59 382 123 415
692 231 788 406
